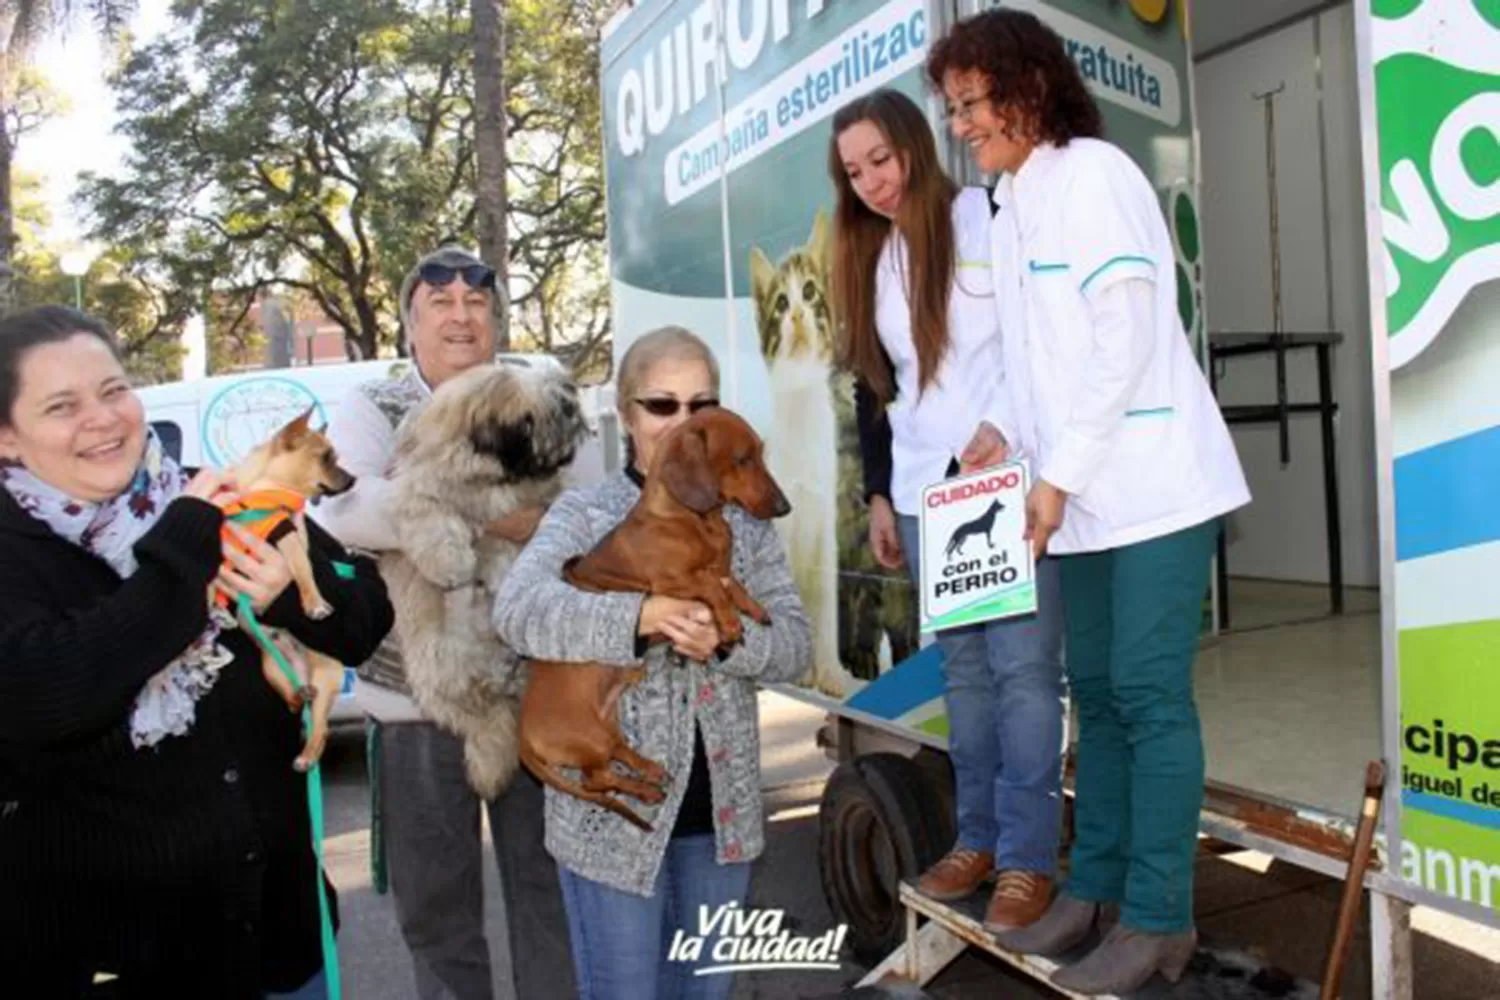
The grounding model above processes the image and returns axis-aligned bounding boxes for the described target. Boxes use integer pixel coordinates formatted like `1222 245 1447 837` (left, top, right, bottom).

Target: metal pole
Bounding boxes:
73 275 82 310
1254 83 1291 466
1370 892 1414 1000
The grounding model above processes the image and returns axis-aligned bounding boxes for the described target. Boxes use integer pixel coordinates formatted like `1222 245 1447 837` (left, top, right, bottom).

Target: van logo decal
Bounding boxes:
202 377 326 468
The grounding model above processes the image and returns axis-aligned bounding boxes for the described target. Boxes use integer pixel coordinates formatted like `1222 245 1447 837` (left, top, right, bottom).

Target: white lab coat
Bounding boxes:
876 186 1012 516
987 138 1249 554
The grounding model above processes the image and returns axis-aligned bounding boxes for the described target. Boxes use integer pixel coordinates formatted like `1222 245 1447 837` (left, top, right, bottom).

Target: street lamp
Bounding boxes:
59 251 92 309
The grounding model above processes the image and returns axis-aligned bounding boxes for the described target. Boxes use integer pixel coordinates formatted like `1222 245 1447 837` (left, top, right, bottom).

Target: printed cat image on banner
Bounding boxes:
750 210 917 699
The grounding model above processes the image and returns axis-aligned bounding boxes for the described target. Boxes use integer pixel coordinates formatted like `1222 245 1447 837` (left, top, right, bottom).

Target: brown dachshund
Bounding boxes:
518 406 791 831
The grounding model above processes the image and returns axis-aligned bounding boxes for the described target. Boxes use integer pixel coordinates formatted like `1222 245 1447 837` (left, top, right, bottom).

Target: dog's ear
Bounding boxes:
471 414 537 475
274 406 317 450
657 425 719 513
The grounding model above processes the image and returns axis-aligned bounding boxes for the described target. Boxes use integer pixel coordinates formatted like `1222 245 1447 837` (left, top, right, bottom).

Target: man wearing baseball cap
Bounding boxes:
317 246 572 1000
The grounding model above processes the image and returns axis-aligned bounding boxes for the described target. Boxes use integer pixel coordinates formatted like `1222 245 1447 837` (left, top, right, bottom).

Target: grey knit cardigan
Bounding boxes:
491 472 812 897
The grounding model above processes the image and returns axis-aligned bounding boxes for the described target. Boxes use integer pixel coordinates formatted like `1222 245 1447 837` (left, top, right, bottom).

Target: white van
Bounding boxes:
137 359 409 469
137 357 615 725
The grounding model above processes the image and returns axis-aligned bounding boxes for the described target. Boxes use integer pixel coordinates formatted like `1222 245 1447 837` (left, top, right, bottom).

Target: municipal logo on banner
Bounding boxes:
919 463 1036 633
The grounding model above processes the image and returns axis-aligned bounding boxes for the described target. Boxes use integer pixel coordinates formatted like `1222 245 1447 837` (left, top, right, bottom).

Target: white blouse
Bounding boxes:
875 186 1014 516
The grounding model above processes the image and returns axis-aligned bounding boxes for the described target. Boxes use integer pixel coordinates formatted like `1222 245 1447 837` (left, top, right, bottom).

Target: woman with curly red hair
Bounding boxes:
927 10 1250 995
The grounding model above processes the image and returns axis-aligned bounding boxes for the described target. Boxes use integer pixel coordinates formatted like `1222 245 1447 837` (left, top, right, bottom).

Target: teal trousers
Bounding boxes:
1058 518 1220 932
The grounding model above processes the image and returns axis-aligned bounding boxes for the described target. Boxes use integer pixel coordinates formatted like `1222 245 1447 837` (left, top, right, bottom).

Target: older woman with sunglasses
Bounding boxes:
493 325 812 1000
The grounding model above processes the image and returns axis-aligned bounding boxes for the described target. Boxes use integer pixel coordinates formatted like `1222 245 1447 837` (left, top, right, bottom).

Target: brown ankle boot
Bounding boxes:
983 870 1053 931
916 848 994 901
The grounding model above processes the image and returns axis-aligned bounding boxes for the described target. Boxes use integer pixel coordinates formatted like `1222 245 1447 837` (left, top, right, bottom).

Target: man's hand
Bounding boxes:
958 421 1009 475
1025 480 1067 561
486 504 548 544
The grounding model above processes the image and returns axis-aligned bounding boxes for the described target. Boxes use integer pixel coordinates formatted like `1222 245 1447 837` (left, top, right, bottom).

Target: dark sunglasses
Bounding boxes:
634 397 719 418
418 261 497 292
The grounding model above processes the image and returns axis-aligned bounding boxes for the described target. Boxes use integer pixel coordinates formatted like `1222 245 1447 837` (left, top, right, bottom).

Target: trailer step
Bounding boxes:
855 882 1320 999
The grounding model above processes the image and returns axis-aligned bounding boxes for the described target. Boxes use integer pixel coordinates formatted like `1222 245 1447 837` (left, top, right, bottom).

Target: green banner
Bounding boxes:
1365 0 1500 920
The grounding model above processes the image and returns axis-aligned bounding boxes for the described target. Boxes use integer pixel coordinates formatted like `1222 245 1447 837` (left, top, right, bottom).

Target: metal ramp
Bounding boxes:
856 882 1320 999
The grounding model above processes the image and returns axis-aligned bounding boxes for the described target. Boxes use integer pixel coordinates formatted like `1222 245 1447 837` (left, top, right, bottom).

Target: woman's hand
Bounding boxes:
658 607 722 662
638 595 708 636
639 596 721 661
217 522 295 615
184 468 236 502
1025 480 1067 560
958 421 1009 475
867 495 903 570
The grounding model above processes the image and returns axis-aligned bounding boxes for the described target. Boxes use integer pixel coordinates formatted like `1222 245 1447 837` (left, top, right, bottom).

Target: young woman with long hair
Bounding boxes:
929 10 1251 994
829 87 1066 932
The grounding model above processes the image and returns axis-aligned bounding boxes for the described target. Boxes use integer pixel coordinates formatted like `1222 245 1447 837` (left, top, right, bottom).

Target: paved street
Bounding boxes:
317 693 1500 1000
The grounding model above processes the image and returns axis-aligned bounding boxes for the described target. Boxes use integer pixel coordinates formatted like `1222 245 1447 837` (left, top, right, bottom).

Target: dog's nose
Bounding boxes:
770 486 791 519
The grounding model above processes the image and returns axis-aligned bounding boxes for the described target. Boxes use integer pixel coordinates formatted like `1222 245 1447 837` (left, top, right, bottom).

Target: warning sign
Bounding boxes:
918 462 1036 633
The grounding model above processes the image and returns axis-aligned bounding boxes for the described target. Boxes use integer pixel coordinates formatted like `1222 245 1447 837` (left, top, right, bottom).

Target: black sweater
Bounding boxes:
0 490 393 997
855 377 894 503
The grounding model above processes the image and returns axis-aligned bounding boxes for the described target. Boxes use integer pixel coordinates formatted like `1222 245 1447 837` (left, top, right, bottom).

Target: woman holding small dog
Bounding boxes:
928 11 1250 993
493 325 812 1000
0 306 394 998
829 87 1068 933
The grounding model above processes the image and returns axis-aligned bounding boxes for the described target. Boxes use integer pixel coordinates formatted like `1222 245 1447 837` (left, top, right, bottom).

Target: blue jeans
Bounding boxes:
557 834 753 1000
898 515 1067 874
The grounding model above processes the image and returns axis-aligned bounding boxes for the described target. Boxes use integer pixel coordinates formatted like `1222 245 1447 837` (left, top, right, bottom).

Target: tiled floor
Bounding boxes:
1199 578 1383 814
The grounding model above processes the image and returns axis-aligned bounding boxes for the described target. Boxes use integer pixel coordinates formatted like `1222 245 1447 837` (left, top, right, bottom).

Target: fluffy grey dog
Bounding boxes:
381 359 590 799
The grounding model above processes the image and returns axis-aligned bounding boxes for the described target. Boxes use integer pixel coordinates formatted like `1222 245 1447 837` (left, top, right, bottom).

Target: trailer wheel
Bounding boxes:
818 753 953 964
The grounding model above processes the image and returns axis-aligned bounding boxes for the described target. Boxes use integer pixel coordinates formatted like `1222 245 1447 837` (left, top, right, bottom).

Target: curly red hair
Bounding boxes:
925 9 1102 146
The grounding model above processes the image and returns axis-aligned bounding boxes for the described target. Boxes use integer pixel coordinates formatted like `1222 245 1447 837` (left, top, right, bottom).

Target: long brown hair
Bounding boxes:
828 89 957 406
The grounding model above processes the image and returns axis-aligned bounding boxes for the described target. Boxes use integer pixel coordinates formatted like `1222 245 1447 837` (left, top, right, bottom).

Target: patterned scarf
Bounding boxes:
0 431 233 748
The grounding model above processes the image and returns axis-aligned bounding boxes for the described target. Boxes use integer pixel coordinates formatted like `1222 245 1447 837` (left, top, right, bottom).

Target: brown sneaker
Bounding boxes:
916 848 995 901
984 870 1054 932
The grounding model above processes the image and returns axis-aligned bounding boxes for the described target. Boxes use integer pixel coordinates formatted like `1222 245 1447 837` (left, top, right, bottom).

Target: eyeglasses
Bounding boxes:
417 261 497 293
946 96 990 123
634 397 719 418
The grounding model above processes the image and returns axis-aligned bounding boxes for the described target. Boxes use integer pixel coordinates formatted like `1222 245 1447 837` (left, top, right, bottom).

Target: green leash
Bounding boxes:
367 718 387 895
235 587 343 1000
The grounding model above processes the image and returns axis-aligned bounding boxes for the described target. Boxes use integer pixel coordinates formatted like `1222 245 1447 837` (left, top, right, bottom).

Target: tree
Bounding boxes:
82 0 612 376
82 0 482 362
0 0 136 314
504 0 610 379
4 65 68 144
471 0 508 348
12 170 191 383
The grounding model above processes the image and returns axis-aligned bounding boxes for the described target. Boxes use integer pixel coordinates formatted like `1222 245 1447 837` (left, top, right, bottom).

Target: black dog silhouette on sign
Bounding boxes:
944 499 1005 560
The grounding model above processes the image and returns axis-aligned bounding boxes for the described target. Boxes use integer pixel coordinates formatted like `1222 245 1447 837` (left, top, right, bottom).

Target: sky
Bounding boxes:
17 0 173 250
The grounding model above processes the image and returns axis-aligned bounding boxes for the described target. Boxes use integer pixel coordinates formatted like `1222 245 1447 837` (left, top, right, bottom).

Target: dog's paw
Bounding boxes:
303 600 335 621
814 667 851 700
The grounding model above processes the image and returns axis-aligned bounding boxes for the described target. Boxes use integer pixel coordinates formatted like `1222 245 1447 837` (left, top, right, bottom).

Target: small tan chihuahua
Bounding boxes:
214 407 355 770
